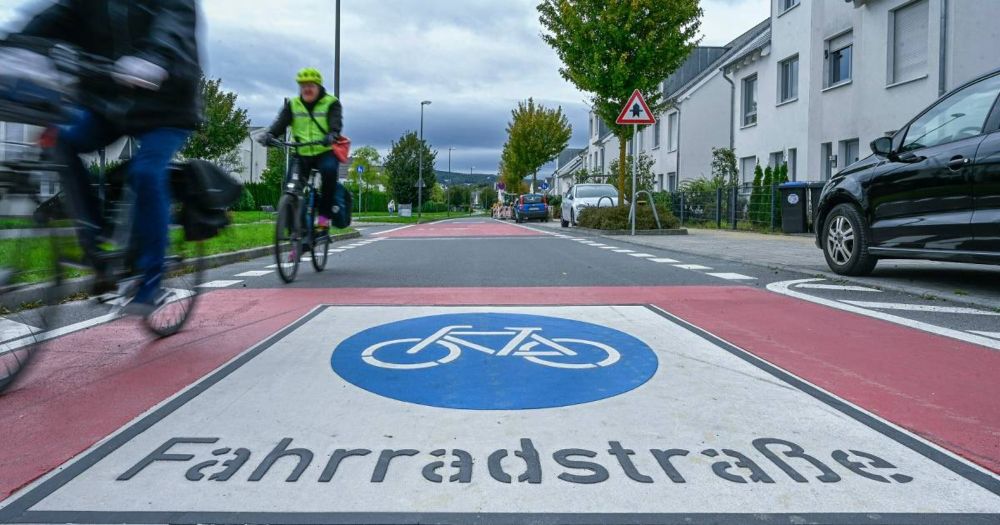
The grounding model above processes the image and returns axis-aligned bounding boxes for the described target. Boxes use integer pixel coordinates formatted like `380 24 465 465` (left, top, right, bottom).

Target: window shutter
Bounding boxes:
893 0 929 83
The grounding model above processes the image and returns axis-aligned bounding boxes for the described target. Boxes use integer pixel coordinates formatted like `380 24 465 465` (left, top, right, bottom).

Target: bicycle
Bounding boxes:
267 138 332 283
0 44 211 392
360 324 621 370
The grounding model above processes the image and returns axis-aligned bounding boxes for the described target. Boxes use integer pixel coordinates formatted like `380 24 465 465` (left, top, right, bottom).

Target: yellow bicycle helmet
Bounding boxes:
296 67 324 85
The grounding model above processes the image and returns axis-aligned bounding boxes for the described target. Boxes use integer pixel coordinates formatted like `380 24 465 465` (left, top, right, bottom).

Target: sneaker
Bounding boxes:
316 215 331 229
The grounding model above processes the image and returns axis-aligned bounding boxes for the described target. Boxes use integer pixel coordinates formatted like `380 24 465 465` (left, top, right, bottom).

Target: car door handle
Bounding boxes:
947 156 970 171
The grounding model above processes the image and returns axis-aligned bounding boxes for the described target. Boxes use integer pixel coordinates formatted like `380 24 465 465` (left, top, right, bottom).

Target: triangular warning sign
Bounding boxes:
616 89 656 125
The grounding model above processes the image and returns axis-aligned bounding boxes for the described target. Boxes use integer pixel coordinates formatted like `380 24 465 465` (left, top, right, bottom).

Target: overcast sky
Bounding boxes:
1 0 769 174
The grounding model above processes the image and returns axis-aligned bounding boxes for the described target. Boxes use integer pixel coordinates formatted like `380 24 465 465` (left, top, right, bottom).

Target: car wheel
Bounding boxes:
822 203 878 276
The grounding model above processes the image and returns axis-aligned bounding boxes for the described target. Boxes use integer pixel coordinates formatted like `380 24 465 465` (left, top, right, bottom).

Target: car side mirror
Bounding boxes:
870 136 893 158
567 194 574 200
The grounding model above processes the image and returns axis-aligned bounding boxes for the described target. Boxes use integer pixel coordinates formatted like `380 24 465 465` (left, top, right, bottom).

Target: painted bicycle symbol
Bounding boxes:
361 325 621 370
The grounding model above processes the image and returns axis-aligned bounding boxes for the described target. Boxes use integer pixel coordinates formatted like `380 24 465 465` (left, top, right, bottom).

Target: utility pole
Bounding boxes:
418 100 432 223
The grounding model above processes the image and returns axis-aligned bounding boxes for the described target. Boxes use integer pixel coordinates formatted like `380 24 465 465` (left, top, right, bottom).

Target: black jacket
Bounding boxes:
266 87 343 144
15 0 203 133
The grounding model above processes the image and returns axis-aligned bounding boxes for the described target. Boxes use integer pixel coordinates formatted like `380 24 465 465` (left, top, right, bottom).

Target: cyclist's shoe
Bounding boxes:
90 262 117 296
316 215 331 229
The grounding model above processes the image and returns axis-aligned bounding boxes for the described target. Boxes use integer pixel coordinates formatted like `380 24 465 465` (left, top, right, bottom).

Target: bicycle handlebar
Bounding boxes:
265 138 328 148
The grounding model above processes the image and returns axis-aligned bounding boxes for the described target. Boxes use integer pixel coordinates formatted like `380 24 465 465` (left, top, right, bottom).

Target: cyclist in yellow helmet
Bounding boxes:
260 67 343 227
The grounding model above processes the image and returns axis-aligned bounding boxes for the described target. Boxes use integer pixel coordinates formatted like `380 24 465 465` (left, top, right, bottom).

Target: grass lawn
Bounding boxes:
0 223 353 285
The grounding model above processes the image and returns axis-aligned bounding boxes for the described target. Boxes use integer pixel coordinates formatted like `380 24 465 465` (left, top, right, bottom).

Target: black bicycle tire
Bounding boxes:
275 193 300 283
143 239 206 338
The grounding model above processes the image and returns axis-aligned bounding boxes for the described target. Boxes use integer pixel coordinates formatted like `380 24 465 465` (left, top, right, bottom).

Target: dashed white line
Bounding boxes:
795 283 882 292
707 272 757 281
613 249 635 253
600 246 617 250
628 253 655 258
840 301 1000 316
674 264 713 270
648 258 679 263
197 280 244 288
235 270 273 277
328 249 346 253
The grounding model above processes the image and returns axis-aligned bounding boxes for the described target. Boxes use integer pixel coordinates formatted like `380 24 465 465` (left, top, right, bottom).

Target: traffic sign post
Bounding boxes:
356 165 364 214
616 90 656 236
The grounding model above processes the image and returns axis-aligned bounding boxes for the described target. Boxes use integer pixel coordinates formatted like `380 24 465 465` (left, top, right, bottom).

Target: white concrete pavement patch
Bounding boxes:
0 317 38 343
4 306 996 523
768 279 1000 351
839 301 1000 316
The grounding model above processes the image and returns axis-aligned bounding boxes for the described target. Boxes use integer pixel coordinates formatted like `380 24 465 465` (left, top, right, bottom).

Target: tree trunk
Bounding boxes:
618 139 627 207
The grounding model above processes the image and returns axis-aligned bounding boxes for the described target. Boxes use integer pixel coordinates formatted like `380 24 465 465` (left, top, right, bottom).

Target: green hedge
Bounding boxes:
578 204 679 230
244 182 282 210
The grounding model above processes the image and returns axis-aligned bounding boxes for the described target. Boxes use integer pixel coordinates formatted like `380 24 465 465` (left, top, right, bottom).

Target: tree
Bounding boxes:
608 152 656 198
539 0 702 205
384 131 437 205
480 185 499 209
349 145 382 189
498 151 525 197
504 98 572 190
711 147 739 188
261 146 287 188
181 78 251 171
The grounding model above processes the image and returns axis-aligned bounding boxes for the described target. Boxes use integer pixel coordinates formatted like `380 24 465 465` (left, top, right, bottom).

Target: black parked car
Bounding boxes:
815 69 1000 275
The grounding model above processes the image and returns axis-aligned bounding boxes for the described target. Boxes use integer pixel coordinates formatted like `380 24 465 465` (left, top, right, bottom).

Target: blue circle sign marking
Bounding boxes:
331 313 659 410
357 165 364 173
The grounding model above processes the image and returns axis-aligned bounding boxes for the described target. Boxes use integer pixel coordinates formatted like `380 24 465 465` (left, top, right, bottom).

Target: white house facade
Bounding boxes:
725 0 1000 184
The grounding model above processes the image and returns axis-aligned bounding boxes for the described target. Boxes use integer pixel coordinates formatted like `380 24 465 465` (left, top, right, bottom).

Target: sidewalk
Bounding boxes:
536 221 1000 309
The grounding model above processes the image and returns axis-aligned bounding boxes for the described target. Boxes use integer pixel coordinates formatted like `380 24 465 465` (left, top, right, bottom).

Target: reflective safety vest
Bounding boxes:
290 94 337 157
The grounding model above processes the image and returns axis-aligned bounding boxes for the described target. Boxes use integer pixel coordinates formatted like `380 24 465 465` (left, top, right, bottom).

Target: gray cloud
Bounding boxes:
3 0 769 174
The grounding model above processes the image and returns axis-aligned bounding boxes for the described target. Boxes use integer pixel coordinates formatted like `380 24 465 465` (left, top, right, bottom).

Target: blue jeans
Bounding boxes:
57 111 190 303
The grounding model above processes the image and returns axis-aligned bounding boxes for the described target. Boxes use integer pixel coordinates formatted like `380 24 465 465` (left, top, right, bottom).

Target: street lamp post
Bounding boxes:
447 147 455 217
418 100 432 223
469 166 475 215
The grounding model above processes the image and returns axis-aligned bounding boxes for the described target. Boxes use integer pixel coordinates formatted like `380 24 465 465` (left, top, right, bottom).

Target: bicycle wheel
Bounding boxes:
274 194 300 283
144 236 206 337
311 221 330 272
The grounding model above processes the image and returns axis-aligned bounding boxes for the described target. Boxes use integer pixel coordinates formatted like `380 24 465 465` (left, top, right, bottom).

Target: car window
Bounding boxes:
522 194 543 204
902 74 1000 152
575 186 618 199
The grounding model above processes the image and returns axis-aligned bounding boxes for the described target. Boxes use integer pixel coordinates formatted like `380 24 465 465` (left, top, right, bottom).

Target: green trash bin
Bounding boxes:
778 182 808 234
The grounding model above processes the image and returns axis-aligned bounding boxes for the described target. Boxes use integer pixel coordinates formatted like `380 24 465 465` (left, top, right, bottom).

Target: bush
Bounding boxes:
245 181 282 210
577 205 679 231
234 186 256 211
420 201 448 213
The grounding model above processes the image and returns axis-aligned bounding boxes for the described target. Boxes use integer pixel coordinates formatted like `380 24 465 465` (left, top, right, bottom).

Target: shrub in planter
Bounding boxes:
577 205 679 231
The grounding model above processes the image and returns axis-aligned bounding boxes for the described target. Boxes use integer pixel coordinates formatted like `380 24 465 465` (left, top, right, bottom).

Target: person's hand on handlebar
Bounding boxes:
321 133 340 147
257 132 276 147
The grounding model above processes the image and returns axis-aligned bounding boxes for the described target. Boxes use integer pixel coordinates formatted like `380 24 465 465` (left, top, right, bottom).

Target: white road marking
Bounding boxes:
328 249 345 253
673 264 713 270
840 301 1000 316
590 243 608 247
600 246 617 250
197 280 244 289
649 258 679 263
969 331 1000 340
235 271 273 277
613 249 635 253
372 224 415 236
628 253 655 258
767 279 1000 351
1 311 121 356
707 272 757 281
795 283 882 293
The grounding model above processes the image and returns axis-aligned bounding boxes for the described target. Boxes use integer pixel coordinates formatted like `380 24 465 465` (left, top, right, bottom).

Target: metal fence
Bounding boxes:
649 184 825 233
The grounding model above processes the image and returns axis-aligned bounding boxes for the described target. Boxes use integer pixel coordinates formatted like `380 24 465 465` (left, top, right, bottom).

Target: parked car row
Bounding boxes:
560 184 620 227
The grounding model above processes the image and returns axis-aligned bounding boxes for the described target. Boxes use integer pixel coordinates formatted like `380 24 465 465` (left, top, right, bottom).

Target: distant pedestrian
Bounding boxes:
388 199 396 216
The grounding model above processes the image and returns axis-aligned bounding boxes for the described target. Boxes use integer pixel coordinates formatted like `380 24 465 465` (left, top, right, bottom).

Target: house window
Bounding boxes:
667 112 678 151
740 156 757 185
667 172 677 192
653 120 661 148
742 75 758 126
788 148 797 181
638 129 644 152
769 151 785 168
826 32 853 88
779 0 799 12
779 55 799 103
890 0 929 84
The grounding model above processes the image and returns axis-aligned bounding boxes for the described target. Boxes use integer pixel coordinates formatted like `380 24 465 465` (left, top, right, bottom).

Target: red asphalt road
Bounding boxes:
1 286 998 501
376 220 539 238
